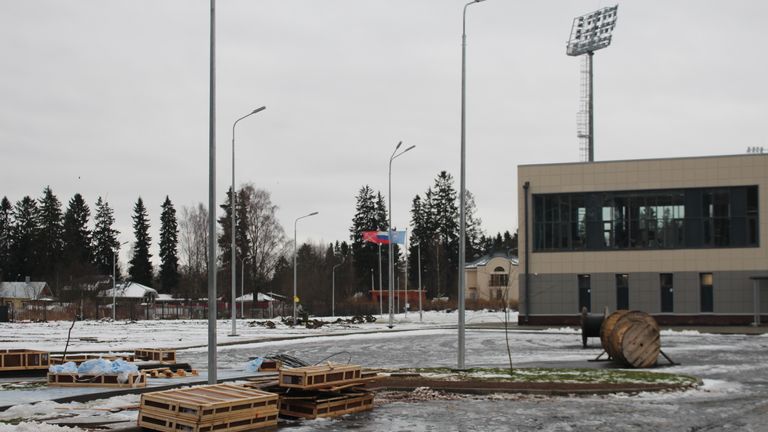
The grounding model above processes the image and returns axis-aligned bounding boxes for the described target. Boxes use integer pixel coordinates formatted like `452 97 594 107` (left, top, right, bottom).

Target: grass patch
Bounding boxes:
397 367 699 387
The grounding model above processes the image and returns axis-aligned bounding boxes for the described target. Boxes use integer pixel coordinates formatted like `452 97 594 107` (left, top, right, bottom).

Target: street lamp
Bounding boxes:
388 141 415 328
458 0 488 369
112 241 129 321
230 106 266 337
293 211 319 326
332 256 345 317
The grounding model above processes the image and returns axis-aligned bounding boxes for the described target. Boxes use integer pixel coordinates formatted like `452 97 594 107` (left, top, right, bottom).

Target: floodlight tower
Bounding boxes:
566 5 618 162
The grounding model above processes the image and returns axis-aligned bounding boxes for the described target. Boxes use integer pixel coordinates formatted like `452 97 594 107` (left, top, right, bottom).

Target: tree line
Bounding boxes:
1 173 516 312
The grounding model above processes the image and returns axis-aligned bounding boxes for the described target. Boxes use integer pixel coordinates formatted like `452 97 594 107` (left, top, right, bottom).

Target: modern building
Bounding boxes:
465 253 519 306
517 153 768 325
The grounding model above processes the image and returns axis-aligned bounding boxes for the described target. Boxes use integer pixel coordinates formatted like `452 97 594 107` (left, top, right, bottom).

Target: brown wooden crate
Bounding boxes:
279 363 362 390
49 354 128 365
138 409 278 432
279 390 374 420
47 372 146 388
139 384 279 422
0 349 50 371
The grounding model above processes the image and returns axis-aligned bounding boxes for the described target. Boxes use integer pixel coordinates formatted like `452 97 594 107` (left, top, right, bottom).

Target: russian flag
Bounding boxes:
362 230 406 245
362 231 389 245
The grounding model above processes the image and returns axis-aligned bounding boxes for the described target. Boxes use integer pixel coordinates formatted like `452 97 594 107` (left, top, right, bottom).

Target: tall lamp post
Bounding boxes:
458 0 488 370
388 141 415 328
293 211 319 326
332 256 345 317
112 241 129 321
230 106 266 337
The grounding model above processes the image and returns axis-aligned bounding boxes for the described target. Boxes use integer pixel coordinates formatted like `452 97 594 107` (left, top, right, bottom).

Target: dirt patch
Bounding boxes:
369 376 694 396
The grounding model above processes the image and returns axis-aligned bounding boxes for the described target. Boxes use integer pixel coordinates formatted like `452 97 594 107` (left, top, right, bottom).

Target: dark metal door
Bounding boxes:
578 275 591 313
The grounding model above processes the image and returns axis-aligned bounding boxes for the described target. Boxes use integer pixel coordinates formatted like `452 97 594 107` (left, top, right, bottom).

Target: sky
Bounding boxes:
1 1 766 267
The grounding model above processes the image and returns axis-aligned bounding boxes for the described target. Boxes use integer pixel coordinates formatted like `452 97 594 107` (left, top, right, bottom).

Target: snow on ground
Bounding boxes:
0 310 516 352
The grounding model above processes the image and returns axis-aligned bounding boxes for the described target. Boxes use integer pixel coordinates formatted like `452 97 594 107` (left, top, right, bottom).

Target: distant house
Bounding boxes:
0 281 54 311
465 253 519 306
99 282 158 303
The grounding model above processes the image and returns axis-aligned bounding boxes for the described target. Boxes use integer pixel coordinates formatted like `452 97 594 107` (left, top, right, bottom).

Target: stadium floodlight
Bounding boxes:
566 5 618 163
567 5 618 57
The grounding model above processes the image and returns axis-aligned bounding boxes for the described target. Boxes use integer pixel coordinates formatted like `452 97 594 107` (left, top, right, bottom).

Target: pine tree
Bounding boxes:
128 197 153 286
10 196 40 280
349 185 386 291
92 197 120 277
431 171 459 297
0 197 14 281
37 186 64 283
62 193 92 274
159 196 180 295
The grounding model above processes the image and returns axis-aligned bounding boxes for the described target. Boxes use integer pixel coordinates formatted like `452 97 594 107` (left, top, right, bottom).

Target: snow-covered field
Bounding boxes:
2 312 767 431
0 310 514 352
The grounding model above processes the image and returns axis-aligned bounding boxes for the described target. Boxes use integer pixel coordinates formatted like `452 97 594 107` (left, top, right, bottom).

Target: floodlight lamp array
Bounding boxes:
566 5 618 56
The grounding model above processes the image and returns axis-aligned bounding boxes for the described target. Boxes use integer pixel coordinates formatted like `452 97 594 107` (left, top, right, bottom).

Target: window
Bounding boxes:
660 273 674 313
616 274 629 310
533 186 758 251
700 273 713 313
490 274 509 287
578 274 591 313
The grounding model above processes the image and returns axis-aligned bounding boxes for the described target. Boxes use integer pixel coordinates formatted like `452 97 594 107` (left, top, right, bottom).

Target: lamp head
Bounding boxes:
252 106 266 114
309 211 319 216
395 141 402 151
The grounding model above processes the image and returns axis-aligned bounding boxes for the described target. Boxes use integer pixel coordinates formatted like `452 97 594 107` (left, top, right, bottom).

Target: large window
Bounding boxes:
533 186 758 251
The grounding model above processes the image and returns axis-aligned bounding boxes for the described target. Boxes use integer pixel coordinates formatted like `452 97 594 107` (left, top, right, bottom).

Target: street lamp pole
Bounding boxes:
388 141 415 328
207 0 217 384
458 0 487 370
293 211 319 326
230 106 266 337
332 256 345 318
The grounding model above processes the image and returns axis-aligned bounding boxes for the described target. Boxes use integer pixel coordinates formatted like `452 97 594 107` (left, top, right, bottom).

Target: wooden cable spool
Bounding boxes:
600 310 660 368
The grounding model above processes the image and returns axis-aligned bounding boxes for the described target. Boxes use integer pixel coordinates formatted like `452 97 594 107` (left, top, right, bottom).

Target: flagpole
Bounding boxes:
378 243 383 318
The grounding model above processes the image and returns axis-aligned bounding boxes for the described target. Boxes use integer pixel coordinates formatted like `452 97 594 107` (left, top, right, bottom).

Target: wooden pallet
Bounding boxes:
134 348 176 364
138 410 278 432
279 390 374 420
258 359 281 372
279 363 362 390
145 367 199 378
139 384 279 423
47 372 146 388
0 349 49 371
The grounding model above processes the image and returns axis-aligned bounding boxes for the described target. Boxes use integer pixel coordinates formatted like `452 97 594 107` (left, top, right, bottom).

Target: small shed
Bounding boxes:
0 281 54 312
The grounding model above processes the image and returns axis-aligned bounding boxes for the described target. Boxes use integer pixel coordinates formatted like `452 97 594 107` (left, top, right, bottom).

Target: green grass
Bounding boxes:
396 367 699 387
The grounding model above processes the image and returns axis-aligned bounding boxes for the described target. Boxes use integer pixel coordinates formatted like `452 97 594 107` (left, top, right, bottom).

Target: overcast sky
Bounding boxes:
1 1 766 267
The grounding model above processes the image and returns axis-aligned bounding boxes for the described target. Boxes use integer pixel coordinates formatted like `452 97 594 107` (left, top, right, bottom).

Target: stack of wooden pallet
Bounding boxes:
138 383 279 432
134 348 176 364
144 367 199 378
271 363 378 420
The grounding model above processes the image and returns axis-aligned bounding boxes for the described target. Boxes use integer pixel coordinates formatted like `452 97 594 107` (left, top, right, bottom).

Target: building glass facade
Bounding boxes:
533 186 759 252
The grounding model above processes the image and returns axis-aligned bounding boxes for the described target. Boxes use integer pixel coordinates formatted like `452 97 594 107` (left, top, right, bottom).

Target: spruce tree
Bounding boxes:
128 197 153 286
62 193 93 277
37 186 64 282
216 187 235 285
431 171 459 296
92 197 120 277
159 196 180 294
0 197 13 280
349 185 386 291
10 196 40 280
